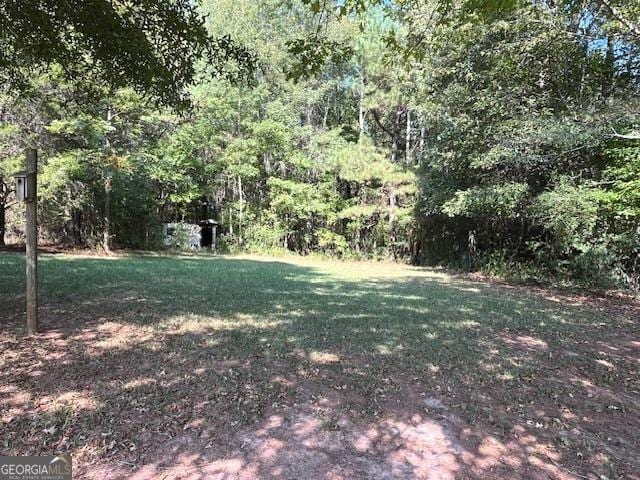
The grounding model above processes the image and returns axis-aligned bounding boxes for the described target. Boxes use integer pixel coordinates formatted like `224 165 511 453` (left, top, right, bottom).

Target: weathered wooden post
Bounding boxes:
25 149 38 333
14 149 38 333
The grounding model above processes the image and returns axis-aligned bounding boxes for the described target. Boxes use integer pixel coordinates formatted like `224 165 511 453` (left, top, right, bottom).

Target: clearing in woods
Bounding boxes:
0 252 638 479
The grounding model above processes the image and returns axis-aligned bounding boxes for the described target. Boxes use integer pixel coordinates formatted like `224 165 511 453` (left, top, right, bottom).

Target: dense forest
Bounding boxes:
1 0 639 288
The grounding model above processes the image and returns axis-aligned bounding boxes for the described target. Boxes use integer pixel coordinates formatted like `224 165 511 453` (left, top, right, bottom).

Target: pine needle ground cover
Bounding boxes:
1 252 638 479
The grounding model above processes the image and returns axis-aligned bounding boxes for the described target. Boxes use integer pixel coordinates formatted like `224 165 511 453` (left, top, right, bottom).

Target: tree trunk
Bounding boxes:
284 214 289 249
236 98 242 135
405 109 411 165
0 201 5 247
391 107 404 163
238 176 243 245
72 208 83 245
0 176 6 246
468 230 478 272
604 35 615 95
103 105 113 253
515 217 526 256
389 189 397 259
103 175 112 253
306 104 313 126
358 74 366 138
419 117 425 165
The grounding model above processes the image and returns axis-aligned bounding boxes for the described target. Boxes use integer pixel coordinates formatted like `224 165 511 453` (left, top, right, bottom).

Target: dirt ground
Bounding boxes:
1 252 638 479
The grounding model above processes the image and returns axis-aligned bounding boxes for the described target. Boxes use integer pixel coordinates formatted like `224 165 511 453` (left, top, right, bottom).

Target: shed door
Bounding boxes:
201 226 213 248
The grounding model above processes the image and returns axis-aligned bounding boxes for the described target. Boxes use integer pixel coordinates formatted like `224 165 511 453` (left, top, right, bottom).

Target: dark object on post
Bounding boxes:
13 170 35 202
198 219 218 250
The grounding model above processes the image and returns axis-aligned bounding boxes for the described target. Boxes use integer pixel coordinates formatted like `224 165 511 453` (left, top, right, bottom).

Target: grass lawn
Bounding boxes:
1 252 638 479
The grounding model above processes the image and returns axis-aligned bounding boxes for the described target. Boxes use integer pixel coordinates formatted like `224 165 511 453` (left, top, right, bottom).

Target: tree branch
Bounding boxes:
371 108 396 139
609 129 640 140
597 0 640 39
611 133 640 140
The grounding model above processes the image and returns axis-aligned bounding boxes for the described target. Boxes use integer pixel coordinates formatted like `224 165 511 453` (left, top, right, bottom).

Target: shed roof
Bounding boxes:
198 219 219 226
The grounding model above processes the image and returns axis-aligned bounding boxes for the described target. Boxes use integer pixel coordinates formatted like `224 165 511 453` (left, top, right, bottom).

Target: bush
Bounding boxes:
243 222 286 251
478 250 549 284
317 229 349 256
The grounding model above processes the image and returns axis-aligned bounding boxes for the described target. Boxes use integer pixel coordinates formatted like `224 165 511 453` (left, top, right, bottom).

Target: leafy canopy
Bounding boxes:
0 0 255 108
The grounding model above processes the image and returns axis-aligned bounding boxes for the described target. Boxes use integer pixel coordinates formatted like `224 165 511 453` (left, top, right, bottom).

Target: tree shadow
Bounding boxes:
0 253 638 478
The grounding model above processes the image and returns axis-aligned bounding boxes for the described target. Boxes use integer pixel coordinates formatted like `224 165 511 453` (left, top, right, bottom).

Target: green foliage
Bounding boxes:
443 183 529 219
533 179 600 253
404 0 640 287
317 229 350 256
164 223 195 251
2 0 639 288
0 0 254 108
243 220 287 252
604 145 640 218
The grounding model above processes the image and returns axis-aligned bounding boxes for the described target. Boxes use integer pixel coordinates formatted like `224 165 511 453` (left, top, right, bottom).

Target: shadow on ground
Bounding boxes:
1 253 638 479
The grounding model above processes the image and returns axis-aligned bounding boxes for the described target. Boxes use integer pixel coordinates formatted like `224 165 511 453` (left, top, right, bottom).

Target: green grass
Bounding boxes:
0 252 638 476
1 252 597 373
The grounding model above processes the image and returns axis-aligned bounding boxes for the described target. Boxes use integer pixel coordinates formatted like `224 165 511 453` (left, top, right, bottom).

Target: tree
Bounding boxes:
0 0 253 108
2 0 638 288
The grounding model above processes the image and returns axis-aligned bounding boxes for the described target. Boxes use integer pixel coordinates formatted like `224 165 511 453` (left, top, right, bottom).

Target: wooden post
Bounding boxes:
25 148 38 334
